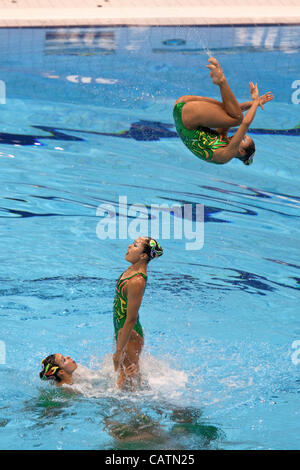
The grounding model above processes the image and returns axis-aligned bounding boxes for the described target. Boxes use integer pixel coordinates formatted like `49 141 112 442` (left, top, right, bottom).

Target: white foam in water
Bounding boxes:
62 353 188 401
139 353 188 399
63 358 116 397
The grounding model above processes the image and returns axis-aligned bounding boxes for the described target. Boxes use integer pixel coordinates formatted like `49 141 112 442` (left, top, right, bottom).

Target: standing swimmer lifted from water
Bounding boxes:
173 57 273 166
113 237 163 389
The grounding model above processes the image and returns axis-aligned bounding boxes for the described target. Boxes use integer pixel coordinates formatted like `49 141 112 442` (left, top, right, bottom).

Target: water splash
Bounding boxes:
63 353 188 402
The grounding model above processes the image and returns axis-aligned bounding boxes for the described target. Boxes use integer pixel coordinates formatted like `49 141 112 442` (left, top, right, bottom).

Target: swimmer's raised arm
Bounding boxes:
175 92 273 113
212 99 259 163
217 90 273 137
240 91 274 112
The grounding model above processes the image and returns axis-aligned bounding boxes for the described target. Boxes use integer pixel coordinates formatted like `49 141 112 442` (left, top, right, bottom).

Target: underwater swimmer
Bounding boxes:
173 57 273 165
39 353 136 387
113 237 163 389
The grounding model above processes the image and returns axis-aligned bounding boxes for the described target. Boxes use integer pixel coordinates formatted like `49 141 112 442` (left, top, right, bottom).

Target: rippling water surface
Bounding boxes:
0 25 299 450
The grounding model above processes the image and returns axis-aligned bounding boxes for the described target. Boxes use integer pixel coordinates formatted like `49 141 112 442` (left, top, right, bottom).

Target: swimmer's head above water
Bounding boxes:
40 353 77 386
125 237 163 265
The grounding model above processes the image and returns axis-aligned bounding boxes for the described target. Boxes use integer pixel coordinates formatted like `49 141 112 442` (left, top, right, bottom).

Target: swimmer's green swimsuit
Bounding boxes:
113 272 146 340
173 102 228 163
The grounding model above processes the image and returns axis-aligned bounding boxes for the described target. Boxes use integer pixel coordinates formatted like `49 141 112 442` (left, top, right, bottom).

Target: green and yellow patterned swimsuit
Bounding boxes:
173 102 228 163
113 272 147 340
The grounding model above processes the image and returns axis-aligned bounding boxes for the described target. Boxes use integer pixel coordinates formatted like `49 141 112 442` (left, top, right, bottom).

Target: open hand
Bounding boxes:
249 82 259 101
258 91 274 110
124 363 138 377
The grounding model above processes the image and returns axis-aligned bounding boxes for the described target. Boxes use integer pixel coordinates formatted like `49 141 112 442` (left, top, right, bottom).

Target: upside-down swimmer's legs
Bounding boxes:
207 58 243 122
179 58 243 130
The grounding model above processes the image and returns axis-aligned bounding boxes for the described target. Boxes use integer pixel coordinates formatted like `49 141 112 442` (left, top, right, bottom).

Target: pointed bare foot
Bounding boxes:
206 57 225 85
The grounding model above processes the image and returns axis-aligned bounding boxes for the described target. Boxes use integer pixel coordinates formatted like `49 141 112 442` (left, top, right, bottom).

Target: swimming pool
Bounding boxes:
0 25 299 450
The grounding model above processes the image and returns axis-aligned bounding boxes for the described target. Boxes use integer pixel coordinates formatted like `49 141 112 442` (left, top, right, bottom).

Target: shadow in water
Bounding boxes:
22 387 78 428
0 120 299 147
104 401 223 450
20 376 224 449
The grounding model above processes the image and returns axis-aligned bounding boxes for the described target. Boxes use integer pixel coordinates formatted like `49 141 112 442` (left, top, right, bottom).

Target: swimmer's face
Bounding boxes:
125 237 148 264
55 354 77 375
238 135 253 155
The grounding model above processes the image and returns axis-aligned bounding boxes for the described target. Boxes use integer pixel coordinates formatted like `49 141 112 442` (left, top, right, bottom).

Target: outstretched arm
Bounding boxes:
212 83 260 164
213 82 260 163
175 92 273 115
217 90 273 137
240 91 273 111
212 100 259 163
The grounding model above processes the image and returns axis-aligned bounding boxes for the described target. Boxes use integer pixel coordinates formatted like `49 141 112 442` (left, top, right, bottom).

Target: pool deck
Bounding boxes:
0 0 299 28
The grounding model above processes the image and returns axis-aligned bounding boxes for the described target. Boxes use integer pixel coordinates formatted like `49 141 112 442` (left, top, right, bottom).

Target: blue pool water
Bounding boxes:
0 25 299 450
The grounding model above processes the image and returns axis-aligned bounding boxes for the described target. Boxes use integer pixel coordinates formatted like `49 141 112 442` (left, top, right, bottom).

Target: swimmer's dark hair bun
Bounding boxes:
240 140 255 165
144 238 163 260
150 239 163 258
39 355 61 382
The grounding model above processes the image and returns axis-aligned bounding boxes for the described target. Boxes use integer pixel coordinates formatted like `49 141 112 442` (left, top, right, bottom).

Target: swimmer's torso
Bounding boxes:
113 272 146 340
173 102 228 163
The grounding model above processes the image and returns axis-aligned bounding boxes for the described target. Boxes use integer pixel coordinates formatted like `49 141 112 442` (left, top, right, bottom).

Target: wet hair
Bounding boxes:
142 238 163 262
39 354 62 382
238 139 256 165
